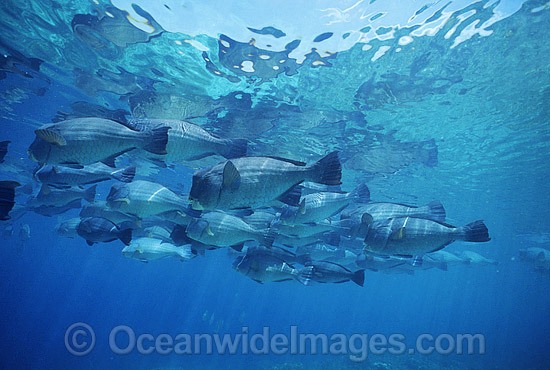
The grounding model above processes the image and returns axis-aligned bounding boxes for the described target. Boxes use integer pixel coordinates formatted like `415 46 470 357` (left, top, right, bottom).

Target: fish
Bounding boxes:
456 251 499 266
131 118 248 162
106 180 192 218
355 253 408 272
343 200 446 222
76 217 133 246
80 201 142 227
275 231 341 248
34 163 136 186
424 250 467 267
246 245 311 265
55 217 81 239
122 237 195 262
189 151 342 210
240 209 280 230
133 226 173 243
232 247 313 284
185 211 276 250
280 183 370 225
276 219 350 238
0 141 10 163
364 217 490 257
33 184 96 207
341 200 446 238
295 243 345 262
30 199 82 217
27 117 169 166
518 247 550 269
304 261 365 286
0 180 20 221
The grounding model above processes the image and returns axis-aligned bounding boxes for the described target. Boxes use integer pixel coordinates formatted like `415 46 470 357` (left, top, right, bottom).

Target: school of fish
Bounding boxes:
1 117 500 287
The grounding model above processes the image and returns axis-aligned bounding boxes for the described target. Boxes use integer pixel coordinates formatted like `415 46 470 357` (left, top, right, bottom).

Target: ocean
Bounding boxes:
1 0 549 369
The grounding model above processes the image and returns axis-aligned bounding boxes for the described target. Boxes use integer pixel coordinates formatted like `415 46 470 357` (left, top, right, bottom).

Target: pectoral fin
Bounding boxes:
206 225 214 236
35 129 67 146
390 227 406 240
298 199 306 215
222 160 240 189
114 198 130 205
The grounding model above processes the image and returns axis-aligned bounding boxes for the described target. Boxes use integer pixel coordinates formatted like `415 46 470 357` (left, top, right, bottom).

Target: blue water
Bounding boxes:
1 0 550 369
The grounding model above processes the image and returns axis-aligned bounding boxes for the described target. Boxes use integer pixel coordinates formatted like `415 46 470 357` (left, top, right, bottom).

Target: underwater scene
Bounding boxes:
1 0 549 369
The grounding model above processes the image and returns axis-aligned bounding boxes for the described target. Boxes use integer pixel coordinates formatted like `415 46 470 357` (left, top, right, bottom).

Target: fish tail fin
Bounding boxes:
220 138 248 159
84 185 97 203
295 265 314 285
111 166 136 183
0 180 20 220
460 220 490 242
142 126 169 155
260 228 277 247
308 151 342 185
351 269 365 287
349 183 370 203
118 228 132 246
422 200 446 222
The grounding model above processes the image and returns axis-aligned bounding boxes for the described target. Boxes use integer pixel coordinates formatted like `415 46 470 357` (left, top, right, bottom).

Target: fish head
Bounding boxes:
33 164 54 182
189 168 221 211
279 205 299 224
186 219 211 241
28 137 51 163
363 220 393 251
106 183 130 210
122 244 140 258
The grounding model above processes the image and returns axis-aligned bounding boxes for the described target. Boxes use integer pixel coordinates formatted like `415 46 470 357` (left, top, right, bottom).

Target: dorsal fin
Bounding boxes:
35 129 67 146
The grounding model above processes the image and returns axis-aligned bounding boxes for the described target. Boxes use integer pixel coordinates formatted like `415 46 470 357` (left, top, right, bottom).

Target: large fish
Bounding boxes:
76 217 133 246
280 183 369 225
186 211 276 249
232 247 313 284
342 200 446 224
274 231 340 248
106 180 191 218
0 181 20 221
518 247 550 270
122 237 195 262
189 151 341 210
34 163 135 186
304 261 365 286
131 118 247 162
28 117 169 166
80 201 141 227
30 199 82 217
364 217 490 257
33 184 96 207
456 251 498 266
55 217 81 239
277 219 350 238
